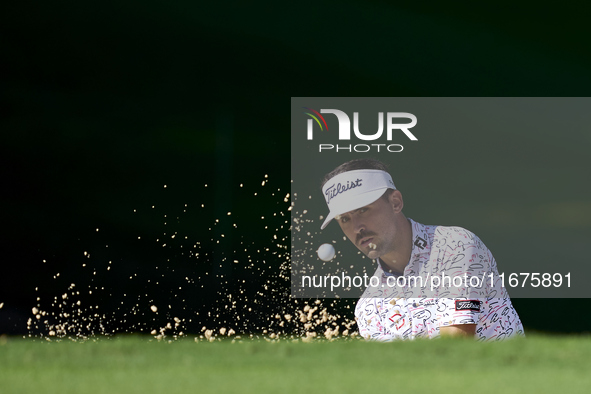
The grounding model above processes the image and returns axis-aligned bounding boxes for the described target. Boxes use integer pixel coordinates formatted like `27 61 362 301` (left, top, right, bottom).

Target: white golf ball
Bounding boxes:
317 243 336 261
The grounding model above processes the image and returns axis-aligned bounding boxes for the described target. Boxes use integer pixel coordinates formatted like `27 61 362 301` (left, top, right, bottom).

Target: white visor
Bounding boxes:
320 169 396 229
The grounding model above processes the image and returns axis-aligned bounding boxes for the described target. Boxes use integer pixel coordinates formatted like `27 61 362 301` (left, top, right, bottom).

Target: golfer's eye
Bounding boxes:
359 207 368 214
339 216 350 223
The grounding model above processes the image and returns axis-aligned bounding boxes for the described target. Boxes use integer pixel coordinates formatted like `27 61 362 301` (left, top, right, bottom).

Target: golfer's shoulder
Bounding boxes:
431 224 486 251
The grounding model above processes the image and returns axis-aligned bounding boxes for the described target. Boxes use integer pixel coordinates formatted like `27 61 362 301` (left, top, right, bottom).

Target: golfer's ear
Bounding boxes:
389 190 404 213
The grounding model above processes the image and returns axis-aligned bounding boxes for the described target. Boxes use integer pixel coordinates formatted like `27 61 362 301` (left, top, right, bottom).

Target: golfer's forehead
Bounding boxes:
338 199 379 217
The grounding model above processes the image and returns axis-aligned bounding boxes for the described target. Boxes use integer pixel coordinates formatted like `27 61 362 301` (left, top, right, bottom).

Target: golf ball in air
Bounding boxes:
317 243 336 261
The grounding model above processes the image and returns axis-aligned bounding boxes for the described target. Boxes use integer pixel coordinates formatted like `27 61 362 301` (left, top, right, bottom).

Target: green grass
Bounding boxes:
1 335 590 393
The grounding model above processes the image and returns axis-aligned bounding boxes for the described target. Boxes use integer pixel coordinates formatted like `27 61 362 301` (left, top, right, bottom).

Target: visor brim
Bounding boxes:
320 188 390 230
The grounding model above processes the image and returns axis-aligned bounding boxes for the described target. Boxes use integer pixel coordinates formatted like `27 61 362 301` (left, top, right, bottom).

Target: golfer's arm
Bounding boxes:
440 324 477 337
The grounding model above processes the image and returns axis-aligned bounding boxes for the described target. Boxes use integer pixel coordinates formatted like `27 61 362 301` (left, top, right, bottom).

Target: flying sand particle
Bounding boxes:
26 174 358 342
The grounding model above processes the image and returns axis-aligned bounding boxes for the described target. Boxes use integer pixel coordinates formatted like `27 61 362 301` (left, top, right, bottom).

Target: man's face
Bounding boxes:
336 191 401 260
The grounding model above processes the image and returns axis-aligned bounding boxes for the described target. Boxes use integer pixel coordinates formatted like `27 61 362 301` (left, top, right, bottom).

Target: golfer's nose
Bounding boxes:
352 216 366 234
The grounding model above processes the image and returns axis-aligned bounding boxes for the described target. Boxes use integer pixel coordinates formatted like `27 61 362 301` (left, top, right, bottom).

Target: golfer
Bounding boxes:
321 159 524 340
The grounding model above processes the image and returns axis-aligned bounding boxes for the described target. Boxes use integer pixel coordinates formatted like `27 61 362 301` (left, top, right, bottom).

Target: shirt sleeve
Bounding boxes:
431 227 498 326
436 297 480 327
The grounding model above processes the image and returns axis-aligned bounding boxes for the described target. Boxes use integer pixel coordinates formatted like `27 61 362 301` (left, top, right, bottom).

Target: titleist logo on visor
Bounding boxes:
324 178 363 205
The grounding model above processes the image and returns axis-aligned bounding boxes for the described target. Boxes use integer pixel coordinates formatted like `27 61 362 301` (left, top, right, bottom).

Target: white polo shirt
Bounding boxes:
355 219 525 341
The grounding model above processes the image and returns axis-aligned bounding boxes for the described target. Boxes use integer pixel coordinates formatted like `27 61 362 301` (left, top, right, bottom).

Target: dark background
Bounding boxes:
2 1 591 335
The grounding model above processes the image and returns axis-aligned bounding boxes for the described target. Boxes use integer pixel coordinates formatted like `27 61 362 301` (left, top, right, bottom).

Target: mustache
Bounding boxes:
356 231 377 245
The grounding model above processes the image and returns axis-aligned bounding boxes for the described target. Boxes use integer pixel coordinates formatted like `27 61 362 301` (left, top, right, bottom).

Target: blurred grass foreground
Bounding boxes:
1 335 590 394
